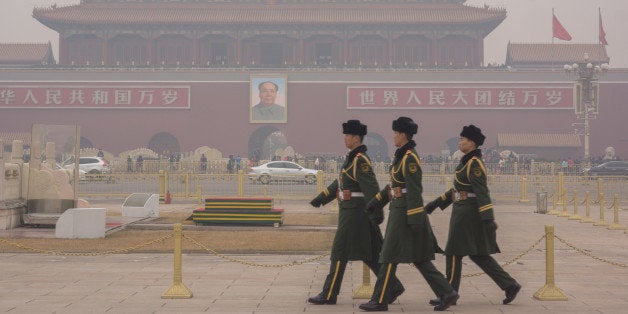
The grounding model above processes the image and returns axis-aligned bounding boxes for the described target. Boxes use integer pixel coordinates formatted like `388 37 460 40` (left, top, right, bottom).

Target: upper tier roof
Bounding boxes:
33 2 506 28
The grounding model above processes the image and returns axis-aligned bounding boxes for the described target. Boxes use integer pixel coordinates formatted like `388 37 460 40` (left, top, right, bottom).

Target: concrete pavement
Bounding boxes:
1 200 627 313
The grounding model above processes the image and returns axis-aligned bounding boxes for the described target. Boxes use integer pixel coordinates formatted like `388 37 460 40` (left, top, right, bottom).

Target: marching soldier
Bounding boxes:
424 125 521 306
308 120 404 305
359 117 458 312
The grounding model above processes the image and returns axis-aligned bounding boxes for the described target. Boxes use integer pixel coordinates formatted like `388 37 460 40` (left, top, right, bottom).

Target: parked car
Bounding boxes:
248 161 318 184
583 161 628 177
63 156 110 174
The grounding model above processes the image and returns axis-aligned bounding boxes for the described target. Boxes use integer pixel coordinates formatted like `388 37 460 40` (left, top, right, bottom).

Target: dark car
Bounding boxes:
584 161 628 176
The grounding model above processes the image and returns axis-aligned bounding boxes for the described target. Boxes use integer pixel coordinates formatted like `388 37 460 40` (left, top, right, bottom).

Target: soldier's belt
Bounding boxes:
453 191 476 202
387 186 407 199
337 189 365 201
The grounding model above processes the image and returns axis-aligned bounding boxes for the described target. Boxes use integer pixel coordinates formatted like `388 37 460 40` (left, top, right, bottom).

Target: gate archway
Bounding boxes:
364 132 389 162
148 132 181 156
248 126 288 162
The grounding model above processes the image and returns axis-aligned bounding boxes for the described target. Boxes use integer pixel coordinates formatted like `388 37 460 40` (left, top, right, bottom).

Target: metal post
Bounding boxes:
352 263 374 299
593 193 608 226
519 176 529 202
162 223 193 299
533 225 568 301
580 191 595 223
607 194 626 230
568 190 581 220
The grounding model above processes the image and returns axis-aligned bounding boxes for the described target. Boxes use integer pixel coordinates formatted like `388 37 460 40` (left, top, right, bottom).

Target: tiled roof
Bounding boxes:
33 3 506 27
497 133 581 148
0 132 31 146
506 43 609 64
0 43 54 65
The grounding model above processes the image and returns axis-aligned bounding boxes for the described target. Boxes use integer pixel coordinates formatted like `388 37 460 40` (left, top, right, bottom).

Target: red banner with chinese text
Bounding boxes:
347 84 573 109
0 83 190 109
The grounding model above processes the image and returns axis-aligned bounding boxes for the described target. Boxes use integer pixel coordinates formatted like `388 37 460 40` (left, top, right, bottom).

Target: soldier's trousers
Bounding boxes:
319 259 404 302
446 254 518 292
371 261 453 304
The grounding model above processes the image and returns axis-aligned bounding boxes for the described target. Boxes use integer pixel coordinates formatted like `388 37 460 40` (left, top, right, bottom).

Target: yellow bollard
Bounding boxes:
162 223 193 299
557 191 570 217
607 194 626 230
556 173 564 206
593 193 609 227
352 263 374 299
568 190 582 221
580 191 595 223
519 177 529 202
197 180 203 206
533 225 568 301
548 188 560 215
159 170 166 204
237 170 244 197
316 170 324 193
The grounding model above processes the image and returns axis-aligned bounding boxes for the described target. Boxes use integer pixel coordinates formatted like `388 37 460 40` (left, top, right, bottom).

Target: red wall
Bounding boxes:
0 73 626 160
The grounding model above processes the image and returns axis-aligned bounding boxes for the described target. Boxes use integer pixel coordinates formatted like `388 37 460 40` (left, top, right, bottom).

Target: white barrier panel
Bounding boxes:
55 208 106 238
122 193 159 218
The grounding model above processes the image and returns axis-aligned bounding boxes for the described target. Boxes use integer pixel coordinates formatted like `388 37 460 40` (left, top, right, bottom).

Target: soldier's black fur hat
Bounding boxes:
392 116 418 135
460 124 485 146
342 120 367 135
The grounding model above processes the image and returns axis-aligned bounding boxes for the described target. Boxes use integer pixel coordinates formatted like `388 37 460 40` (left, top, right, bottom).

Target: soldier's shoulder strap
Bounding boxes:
401 150 420 177
352 152 373 178
466 156 487 179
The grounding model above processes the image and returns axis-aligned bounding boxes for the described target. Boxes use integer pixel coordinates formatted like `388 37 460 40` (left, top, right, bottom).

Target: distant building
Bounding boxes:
506 43 609 68
0 42 55 67
497 133 582 160
0 0 625 161
33 0 505 67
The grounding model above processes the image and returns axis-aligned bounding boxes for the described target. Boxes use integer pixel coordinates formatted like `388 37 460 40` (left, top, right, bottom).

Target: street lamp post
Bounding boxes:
564 53 609 164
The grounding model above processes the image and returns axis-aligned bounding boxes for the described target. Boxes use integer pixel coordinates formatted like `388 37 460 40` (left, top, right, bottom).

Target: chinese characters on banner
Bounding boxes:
347 84 573 109
0 84 190 108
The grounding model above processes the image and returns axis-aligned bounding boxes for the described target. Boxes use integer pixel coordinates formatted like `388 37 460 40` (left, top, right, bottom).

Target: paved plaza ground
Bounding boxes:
1 199 627 313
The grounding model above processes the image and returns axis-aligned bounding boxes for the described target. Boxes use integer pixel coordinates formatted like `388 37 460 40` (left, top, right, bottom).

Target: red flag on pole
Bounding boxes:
552 14 572 41
599 10 608 45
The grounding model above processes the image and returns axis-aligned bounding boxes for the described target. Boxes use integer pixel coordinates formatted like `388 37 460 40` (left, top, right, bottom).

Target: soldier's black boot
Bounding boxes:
307 293 337 305
388 285 405 304
428 296 457 306
359 300 388 311
503 283 521 304
433 290 459 311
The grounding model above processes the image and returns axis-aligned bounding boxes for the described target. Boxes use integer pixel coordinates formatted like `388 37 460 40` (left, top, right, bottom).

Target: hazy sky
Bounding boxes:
1 0 626 68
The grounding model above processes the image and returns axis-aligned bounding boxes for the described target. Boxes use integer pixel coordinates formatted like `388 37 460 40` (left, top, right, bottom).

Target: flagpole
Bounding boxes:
599 7 601 45
551 8 555 45
551 8 554 68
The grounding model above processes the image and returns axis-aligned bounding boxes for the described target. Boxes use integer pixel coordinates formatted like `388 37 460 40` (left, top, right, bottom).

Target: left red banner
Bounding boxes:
0 83 190 109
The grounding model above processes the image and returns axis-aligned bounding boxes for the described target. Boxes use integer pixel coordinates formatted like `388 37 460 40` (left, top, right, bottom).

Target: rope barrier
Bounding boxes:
461 234 546 278
0 234 173 256
1 227 624 272
554 234 627 268
182 234 329 267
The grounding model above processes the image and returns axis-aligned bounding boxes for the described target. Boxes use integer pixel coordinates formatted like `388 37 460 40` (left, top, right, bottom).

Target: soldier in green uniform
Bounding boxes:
359 117 458 312
424 125 521 306
307 120 405 305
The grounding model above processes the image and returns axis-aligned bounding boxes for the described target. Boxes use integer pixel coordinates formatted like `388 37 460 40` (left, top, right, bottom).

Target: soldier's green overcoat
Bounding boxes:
370 141 440 263
311 145 382 261
430 149 500 256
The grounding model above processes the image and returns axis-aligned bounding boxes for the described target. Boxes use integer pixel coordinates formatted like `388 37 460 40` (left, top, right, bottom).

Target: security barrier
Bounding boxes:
71 170 627 208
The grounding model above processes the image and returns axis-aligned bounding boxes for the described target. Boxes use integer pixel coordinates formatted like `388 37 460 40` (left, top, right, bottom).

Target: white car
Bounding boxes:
63 156 110 174
249 161 318 184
